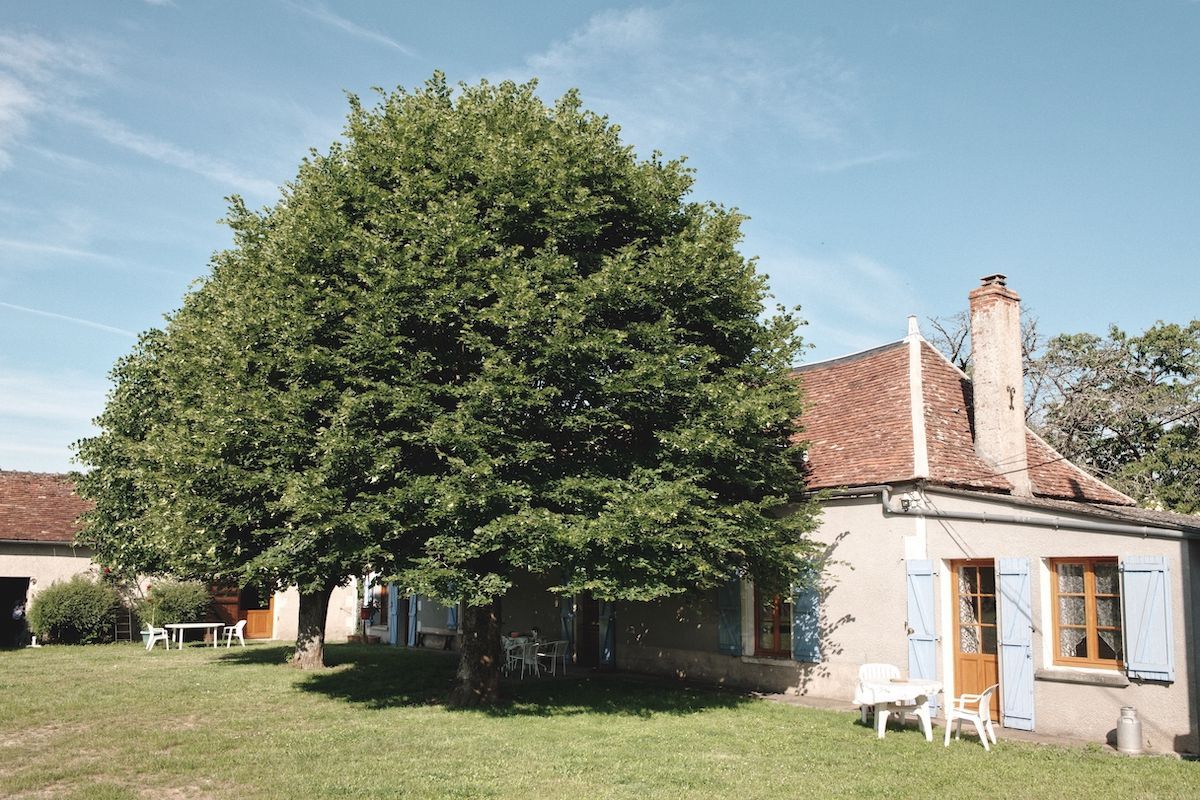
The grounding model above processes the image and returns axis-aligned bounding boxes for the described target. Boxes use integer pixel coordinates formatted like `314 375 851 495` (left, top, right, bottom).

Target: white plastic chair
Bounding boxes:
223 619 247 648
537 640 569 676
515 640 541 678
144 625 170 651
944 683 999 751
857 663 903 724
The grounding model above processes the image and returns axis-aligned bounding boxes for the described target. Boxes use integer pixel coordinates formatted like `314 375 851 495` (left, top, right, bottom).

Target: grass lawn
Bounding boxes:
0 643 1196 799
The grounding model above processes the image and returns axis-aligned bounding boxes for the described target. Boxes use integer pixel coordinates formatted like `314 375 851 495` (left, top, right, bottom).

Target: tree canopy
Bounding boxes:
1036 321 1200 513
73 75 818 692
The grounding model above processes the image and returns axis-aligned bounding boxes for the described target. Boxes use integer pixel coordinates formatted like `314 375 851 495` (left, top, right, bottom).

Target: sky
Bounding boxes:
1 1 1198 473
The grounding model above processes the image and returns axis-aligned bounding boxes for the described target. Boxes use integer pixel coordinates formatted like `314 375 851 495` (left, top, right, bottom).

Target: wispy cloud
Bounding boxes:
0 29 277 196
56 106 278 196
284 1 417 56
0 301 136 337
757 249 923 360
494 7 865 157
807 149 914 173
0 367 109 472
0 31 108 168
0 237 117 262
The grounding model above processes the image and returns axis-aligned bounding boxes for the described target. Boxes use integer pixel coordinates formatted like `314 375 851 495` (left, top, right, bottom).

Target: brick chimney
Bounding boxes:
968 274 1032 496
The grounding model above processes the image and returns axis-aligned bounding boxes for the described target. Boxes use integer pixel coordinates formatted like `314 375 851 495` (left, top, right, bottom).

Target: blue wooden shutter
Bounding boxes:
905 559 938 714
792 573 820 663
1121 556 1175 682
599 601 616 667
387 584 399 645
406 594 419 647
998 557 1035 731
560 597 575 660
446 602 459 631
717 580 742 655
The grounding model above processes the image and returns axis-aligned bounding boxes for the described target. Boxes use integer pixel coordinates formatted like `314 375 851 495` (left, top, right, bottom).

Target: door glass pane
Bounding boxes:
980 596 997 625
1098 629 1122 661
979 567 995 596
981 626 998 655
1096 597 1120 628
960 625 979 654
959 595 978 623
1094 562 1119 595
1058 596 1085 626
958 566 978 595
1057 563 1084 594
1059 627 1087 658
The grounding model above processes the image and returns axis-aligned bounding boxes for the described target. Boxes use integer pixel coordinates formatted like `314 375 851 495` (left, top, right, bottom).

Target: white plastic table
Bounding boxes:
854 679 942 741
164 622 226 649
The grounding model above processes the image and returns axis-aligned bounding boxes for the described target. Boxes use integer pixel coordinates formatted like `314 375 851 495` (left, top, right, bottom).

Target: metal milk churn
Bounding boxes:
1116 706 1143 754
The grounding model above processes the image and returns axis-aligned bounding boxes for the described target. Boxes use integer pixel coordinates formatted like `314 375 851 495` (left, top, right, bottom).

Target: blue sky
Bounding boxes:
2 2 1198 473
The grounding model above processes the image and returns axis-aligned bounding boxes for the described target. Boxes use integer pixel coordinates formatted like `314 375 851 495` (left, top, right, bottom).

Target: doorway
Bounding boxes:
952 560 1001 721
574 597 600 668
240 585 274 639
1 577 30 648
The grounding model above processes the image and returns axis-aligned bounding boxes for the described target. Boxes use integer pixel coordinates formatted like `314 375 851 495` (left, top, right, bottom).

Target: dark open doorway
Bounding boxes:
1 577 31 648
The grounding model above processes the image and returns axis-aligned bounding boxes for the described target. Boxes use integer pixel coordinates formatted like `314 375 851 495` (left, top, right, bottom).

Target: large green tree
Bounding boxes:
1035 321 1200 513
74 75 818 697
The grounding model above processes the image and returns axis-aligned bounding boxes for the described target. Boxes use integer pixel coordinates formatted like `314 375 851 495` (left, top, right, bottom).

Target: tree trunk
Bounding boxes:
447 598 503 708
293 584 334 670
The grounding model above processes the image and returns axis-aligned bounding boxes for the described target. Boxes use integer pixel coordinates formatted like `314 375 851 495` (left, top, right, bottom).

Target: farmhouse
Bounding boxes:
613 275 1200 753
0 471 95 645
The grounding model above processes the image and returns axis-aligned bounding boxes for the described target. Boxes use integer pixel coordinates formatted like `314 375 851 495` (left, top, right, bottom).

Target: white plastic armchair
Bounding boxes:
144 625 171 651
223 619 247 648
857 663 902 724
537 640 569 676
515 641 540 678
944 683 999 751
502 638 523 675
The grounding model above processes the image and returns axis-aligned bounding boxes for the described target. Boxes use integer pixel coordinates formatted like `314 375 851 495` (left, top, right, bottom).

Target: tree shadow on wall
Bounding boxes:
795 530 855 697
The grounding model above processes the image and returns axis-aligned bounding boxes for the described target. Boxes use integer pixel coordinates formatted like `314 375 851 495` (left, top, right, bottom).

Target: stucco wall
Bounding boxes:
603 490 1200 753
0 541 96 604
915 490 1196 753
272 582 358 642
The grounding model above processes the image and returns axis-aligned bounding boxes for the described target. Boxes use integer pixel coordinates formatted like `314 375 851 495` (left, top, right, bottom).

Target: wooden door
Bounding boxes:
953 561 1001 721
574 597 600 668
240 585 274 640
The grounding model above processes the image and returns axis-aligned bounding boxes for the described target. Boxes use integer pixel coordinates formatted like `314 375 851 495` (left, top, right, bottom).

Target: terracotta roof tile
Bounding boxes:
919 344 1012 493
794 339 1135 506
0 471 91 543
794 343 915 489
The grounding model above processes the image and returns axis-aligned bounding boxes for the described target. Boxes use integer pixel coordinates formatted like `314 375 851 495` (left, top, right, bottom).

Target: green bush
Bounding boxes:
135 580 212 627
27 575 120 644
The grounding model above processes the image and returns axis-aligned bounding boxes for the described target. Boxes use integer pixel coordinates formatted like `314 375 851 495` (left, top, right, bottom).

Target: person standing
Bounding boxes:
10 600 26 648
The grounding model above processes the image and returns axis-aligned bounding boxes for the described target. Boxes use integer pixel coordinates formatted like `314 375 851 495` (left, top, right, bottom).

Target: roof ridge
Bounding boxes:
792 339 906 373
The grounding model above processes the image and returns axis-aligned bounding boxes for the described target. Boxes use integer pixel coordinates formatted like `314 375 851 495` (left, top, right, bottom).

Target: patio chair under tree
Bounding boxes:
516 640 541 678
144 624 171 651
536 639 569 676
223 619 247 648
943 683 999 751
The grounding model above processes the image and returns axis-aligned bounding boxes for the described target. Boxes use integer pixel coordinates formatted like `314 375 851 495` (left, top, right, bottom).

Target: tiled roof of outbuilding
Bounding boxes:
0 471 91 543
793 338 1134 506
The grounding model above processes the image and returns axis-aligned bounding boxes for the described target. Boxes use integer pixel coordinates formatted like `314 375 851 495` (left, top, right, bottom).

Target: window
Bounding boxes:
1051 558 1122 668
754 589 792 657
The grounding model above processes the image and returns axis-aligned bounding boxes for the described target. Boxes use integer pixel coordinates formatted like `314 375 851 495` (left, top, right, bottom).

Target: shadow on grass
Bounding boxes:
217 643 755 718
